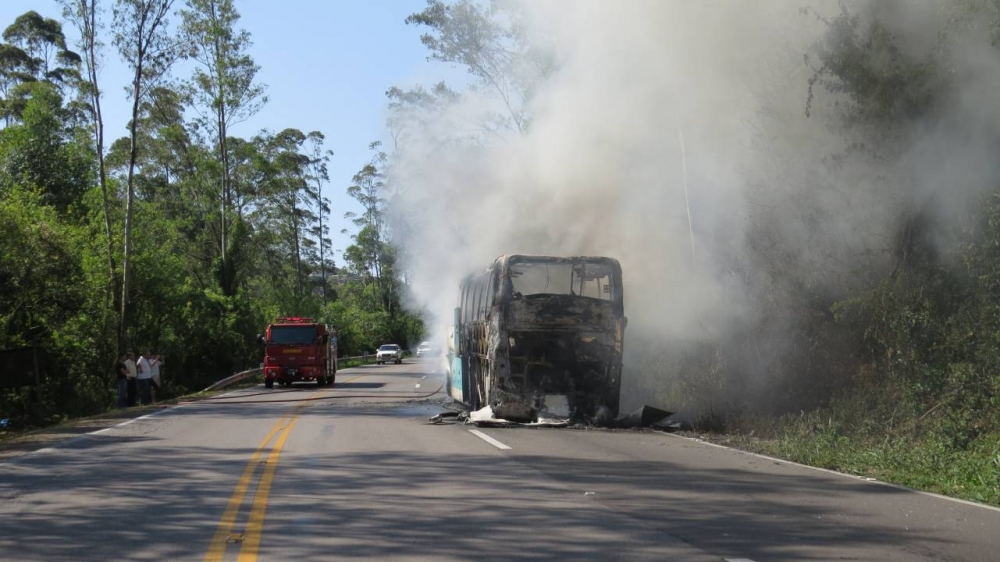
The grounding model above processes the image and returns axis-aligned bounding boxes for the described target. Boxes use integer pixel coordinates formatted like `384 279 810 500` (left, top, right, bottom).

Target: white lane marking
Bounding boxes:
668 434 1000 514
469 429 511 450
725 559 755 562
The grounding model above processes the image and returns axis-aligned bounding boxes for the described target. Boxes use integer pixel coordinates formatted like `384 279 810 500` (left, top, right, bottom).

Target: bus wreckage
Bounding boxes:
444 255 633 425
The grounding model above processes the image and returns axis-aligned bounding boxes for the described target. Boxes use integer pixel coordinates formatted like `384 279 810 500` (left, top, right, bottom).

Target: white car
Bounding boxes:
376 344 402 365
416 341 433 357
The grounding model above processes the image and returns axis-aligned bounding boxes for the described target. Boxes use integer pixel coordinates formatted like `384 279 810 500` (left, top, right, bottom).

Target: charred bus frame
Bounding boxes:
447 255 626 422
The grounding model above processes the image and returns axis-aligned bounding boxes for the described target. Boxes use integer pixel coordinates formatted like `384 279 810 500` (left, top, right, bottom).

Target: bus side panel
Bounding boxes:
449 307 465 403
450 355 465 403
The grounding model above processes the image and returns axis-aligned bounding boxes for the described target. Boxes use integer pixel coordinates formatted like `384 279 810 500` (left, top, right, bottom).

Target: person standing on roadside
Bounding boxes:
125 353 138 406
149 353 162 402
137 351 153 405
115 355 129 409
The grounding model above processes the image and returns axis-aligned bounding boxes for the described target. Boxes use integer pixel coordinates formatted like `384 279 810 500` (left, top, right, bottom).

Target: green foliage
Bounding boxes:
1 10 81 101
320 296 423 357
111 0 179 92
0 7 426 430
180 0 266 130
0 81 92 210
686 3 1000 507
0 185 109 422
405 0 551 134
805 5 945 125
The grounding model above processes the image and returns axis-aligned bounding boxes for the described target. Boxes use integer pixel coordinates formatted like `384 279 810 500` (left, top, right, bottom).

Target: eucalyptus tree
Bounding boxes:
2 11 82 87
344 142 395 311
0 11 82 124
305 131 333 304
180 0 267 296
250 128 316 302
405 0 553 135
59 0 116 305
112 0 179 346
0 44 35 123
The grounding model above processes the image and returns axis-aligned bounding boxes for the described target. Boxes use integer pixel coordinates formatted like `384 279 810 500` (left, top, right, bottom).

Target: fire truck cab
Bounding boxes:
258 317 337 388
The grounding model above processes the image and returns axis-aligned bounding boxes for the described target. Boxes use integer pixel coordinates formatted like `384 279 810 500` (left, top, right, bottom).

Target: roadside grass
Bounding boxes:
704 409 1000 507
337 357 371 369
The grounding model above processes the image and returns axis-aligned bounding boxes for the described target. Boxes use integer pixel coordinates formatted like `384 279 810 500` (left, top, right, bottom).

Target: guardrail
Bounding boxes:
203 367 263 391
340 354 374 365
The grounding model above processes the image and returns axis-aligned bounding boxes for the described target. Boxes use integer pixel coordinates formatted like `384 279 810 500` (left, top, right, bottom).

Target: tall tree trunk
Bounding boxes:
217 92 229 296
120 63 142 351
72 0 118 309
318 194 326 304
217 108 228 294
85 1 117 311
292 202 302 298
212 2 232 297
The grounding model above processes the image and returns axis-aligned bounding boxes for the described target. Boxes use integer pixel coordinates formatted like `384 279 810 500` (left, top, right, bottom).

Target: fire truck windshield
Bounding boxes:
268 325 317 345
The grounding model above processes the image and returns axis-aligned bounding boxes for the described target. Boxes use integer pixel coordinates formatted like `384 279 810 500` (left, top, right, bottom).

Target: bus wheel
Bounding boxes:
265 379 274 389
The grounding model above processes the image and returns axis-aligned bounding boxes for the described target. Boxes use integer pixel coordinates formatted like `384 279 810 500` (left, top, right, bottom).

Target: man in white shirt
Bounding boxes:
149 354 162 402
137 352 153 405
124 353 138 406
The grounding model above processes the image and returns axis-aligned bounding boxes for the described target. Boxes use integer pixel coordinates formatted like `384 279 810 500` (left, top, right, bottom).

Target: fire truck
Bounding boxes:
258 317 337 388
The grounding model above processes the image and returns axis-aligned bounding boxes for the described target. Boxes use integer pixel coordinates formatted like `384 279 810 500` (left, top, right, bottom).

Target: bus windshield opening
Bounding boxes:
509 260 615 301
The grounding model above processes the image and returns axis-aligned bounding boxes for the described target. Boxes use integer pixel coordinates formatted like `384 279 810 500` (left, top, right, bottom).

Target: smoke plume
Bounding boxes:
387 0 1000 415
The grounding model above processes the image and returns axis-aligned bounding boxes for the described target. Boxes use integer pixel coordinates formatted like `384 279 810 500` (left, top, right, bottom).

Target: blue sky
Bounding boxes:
0 0 445 260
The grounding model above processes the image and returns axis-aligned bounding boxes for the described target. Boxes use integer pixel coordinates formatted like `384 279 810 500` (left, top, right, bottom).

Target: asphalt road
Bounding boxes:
2 358 999 561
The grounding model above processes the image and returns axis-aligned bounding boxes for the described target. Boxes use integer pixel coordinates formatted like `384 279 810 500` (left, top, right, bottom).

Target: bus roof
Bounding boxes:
494 254 621 268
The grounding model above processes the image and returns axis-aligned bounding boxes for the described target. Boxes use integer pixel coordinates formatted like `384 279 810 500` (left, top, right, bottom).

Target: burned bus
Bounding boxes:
446 255 626 423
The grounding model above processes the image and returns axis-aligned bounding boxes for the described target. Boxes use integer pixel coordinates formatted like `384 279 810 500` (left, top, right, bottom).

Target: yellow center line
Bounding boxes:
203 413 292 562
204 372 368 561
238 417 299 561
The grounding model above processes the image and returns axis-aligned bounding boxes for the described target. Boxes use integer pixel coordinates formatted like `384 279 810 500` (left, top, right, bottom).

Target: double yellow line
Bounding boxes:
204 375 363 561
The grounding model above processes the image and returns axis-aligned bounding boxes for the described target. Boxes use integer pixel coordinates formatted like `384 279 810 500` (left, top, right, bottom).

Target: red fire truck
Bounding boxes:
258 317 337 388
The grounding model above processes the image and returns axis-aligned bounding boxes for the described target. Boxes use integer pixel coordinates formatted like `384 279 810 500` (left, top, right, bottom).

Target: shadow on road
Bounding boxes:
0 400 970 561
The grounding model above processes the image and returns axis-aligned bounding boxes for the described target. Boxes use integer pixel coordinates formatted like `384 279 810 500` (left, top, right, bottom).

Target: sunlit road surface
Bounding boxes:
2 360 1000 561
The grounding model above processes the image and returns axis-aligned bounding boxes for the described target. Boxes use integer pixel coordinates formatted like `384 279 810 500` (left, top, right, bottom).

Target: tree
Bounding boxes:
0 11 82 124
385 81 460 156
60 0 116 307
304 131 333 304
112 0 179 349
0 81 93 210
0 44 37 124
405 0 552 135
250 128 316 304
2 11 82 87
180 0 267 297
345 142 397 313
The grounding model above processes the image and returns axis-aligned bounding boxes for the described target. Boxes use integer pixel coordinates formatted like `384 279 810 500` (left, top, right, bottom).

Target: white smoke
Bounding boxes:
386 0 1000 413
